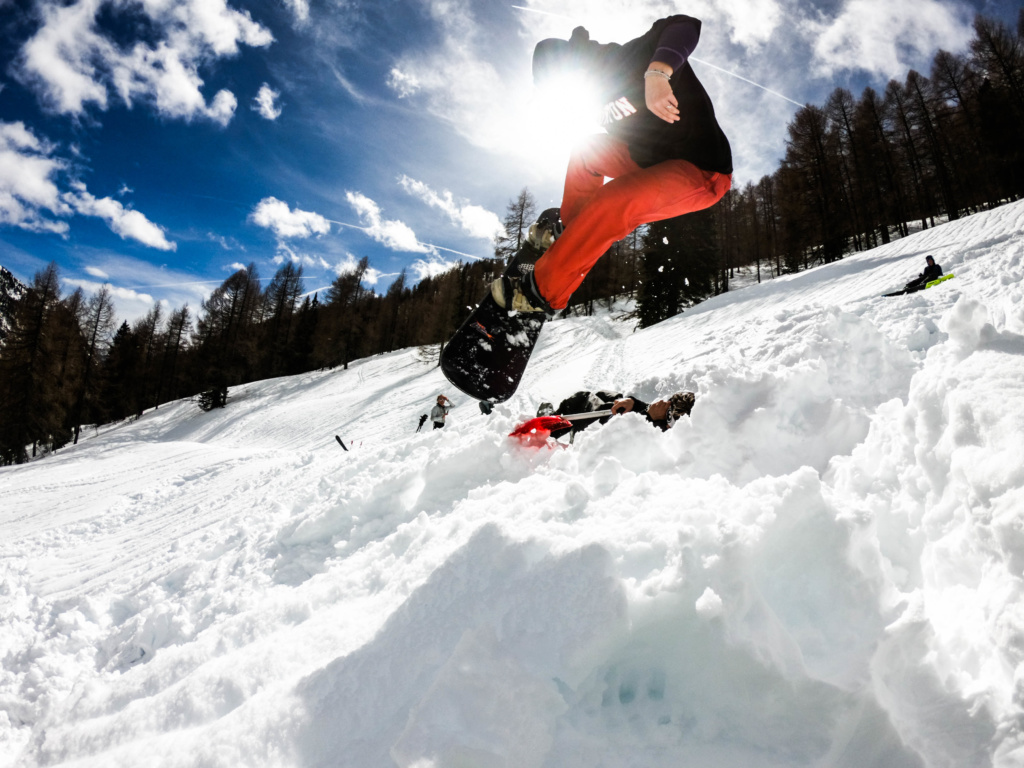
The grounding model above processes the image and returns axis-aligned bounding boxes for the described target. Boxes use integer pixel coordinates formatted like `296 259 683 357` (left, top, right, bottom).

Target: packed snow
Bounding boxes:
3 200 1024 768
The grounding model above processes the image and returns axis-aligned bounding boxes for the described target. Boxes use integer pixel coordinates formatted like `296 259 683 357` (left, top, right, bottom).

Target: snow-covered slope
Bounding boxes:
3 201 1024 768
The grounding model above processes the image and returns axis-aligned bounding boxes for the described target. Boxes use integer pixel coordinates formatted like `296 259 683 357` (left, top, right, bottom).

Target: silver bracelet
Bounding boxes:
644 69 671 80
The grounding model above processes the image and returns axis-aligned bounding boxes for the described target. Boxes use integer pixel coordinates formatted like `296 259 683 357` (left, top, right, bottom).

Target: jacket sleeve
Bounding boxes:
651 17 700 71
627 396 650 416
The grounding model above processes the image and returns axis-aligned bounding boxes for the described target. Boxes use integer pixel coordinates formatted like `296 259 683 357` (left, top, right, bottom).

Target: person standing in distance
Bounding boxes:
431 395 453 429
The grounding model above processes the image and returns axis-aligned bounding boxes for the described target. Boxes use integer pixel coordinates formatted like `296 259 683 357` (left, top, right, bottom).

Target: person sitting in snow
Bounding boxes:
903 255 943 293
431 395 453 429
547 389 695 439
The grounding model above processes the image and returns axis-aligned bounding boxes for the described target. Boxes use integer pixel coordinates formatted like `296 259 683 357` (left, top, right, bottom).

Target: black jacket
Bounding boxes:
552 390 655 438
907 262 943 290
565 16 733 173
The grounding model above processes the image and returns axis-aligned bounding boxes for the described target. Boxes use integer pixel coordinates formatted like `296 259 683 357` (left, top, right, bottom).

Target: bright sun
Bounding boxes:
513 70 607 172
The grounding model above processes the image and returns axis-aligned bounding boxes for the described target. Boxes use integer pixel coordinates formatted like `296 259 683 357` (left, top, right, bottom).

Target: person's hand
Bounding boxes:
646 400 671 421
645 64 678 124
612 398 635 415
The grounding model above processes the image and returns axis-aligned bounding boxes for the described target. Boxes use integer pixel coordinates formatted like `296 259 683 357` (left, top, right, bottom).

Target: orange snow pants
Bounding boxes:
533 134 732 309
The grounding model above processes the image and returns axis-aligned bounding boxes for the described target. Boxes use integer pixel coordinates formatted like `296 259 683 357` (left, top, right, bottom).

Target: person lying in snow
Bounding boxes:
546 389 695 439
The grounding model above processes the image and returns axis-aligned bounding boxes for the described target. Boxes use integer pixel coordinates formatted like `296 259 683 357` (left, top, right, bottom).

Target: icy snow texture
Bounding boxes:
2 200 1024 767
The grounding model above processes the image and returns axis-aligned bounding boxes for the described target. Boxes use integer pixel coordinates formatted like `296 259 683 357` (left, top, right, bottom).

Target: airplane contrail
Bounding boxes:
689 56 803 107
326 219 487 261
511 4 572 20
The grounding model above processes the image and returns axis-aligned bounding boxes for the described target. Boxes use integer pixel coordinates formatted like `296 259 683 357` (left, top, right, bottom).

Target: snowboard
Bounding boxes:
884 272 954 297
335 435 348 451
440 210 560 404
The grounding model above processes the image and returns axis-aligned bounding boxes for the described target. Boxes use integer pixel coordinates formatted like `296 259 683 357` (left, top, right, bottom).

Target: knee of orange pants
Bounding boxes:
561 136 640 225
536 163 732 309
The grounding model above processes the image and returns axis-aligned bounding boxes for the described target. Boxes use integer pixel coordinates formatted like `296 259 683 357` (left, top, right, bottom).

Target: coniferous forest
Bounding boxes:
1 13 1021 463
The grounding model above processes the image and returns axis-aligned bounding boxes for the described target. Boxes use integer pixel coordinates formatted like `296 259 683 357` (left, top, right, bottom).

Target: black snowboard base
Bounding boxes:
440 291 546 403
440 211 562 403
335 435 348 451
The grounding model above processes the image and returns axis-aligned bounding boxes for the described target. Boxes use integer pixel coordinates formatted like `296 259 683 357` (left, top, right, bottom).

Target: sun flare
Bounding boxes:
513 70 607 171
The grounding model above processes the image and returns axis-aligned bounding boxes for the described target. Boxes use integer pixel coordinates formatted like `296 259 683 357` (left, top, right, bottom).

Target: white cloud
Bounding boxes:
345 191 431 253
65 182 176 251
252 83 283 120
386 18 508 153
333 254 386 286
363 268 392 286
206 89 238 127
719 0 782 48
410 257 458 281
60 254 211 323
209 233 242 250
16 0 273 124
62 252 219 323
249 197 331 239
331 66 368 104
66 277 155 306
398 175 504 241
332 253 361 275
273 241 333 269
0 120 70 234
387 68 421 98
0 120 174 247
283 0 310 25
228 262 247 271
804 0 973 78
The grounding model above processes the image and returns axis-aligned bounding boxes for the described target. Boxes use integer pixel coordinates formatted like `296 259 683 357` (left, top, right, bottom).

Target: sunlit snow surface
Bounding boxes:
3 201 1024 768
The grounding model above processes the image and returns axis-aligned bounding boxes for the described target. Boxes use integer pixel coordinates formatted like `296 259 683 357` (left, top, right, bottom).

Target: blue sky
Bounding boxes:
0 0 1019 322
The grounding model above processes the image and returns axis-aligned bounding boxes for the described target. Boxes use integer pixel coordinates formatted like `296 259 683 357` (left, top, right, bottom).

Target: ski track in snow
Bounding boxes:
2 201 1024 767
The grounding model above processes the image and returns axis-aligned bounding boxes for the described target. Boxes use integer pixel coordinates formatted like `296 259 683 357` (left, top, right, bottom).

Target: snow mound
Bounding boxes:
3 200 1024 767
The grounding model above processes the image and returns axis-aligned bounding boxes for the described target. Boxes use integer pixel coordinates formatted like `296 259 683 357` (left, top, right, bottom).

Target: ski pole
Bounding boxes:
557 410 614 422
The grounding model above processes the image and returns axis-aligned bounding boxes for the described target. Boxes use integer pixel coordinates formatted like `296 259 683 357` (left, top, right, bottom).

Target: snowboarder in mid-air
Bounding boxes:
494 15 733 315
442 15 733 402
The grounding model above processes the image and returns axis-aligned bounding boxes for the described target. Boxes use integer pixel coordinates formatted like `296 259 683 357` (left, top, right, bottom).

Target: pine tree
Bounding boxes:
71 285 117 444
0 263 66 463
494 188 536 261
155 305 192 405
99 321 142 422
262 262 305 377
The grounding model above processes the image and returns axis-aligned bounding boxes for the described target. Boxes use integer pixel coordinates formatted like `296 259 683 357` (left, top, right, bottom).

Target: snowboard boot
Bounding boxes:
491 269 553 315
490 208 562 315
527 207 563 251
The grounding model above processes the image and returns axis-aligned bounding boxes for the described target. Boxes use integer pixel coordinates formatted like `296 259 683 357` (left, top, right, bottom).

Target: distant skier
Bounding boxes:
886 255 943 296
431 395 453 430
491 15 733 315
416 414 429 433
549 389 695 439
